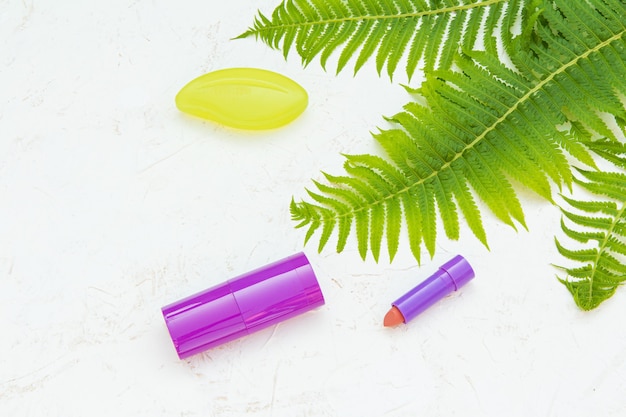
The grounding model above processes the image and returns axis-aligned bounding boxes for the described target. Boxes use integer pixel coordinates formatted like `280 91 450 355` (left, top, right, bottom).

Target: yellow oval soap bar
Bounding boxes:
175 68 308 130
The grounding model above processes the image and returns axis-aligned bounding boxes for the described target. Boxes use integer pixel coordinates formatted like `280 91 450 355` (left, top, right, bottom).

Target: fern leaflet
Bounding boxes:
238 0 533 78
291 0 626 263
555 141 626 310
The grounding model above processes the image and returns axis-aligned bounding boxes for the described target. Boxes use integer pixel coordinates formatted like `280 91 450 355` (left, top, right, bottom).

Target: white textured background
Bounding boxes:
1 1 625 416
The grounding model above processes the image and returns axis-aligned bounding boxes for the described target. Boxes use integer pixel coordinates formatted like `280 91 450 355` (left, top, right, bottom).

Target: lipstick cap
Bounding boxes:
161 252 325 359
393 255 475 323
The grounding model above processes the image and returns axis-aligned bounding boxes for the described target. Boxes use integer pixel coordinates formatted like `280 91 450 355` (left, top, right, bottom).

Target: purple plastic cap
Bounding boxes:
161 252 325 359
392 255 475 323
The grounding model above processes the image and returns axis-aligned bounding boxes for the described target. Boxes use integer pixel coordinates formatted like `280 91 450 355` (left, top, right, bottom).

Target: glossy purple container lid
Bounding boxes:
161 252 324 359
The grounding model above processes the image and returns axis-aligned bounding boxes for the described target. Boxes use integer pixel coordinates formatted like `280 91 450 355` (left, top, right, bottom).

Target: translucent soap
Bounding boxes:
175 67 308 130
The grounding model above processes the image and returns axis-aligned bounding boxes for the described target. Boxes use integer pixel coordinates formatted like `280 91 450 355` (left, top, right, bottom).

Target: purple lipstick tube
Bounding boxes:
161 252 325 359
390 255 475 324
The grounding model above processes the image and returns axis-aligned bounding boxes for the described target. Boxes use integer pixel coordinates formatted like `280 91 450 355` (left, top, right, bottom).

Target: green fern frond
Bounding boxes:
291 0 626 262
238 0 535 78
514 1 626 141
555 156 626 310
